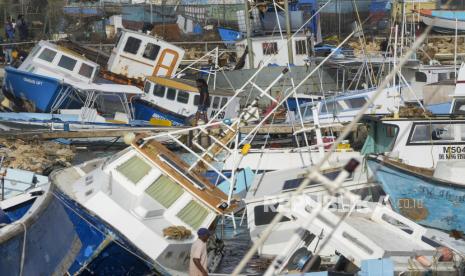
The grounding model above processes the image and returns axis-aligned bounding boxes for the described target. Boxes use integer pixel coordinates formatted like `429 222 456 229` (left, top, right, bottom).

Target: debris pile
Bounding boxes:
0 139 75 175
420 37 465 63
398 106 432 118
349 41 381 57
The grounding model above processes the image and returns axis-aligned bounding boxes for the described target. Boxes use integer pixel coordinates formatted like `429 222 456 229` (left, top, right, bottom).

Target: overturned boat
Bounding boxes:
50 134 238 274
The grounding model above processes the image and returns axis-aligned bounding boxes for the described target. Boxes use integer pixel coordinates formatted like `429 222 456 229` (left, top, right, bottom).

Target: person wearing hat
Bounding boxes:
189 228 210 276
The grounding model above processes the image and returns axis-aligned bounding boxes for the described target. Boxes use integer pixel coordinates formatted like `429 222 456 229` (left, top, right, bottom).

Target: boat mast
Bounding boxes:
284 0 294 65
244 0 254 68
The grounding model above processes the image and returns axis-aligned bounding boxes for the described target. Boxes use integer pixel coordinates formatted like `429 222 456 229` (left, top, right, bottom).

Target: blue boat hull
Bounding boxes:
0 192 81 276
133 98 188 126
3 67 80 112
367 157 465 232
52 187 166 275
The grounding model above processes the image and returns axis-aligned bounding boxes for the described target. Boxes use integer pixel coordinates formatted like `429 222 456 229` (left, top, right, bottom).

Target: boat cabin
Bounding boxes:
362 115 465 168
19 41 99 83
236 33 310 69
139 76 240 121
298 86 401 124
402 64 457 102
107 29 185 79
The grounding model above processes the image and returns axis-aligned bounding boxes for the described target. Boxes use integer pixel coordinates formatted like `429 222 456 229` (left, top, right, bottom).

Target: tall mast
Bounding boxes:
284 0 294 65
244 0 254 68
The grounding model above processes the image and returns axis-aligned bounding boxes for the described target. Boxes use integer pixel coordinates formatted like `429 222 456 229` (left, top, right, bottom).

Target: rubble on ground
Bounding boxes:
0 138 75 175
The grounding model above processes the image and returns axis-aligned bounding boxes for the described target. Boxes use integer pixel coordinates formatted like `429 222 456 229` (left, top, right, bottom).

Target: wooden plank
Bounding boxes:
0 127 186 140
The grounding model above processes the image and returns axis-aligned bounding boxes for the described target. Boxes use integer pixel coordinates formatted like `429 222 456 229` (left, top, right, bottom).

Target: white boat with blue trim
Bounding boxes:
363 114 465 232
133 76 240 126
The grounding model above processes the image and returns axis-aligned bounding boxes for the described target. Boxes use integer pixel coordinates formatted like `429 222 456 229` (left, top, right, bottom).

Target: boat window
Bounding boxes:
415 72 427 82
320 101 342 114
262 42 278 55
450 72 456 80
295 40 307 55
282 170 351 191
452 99 465 115
123 36 142 55
116 155 152 184
302 106 312 118
193 95 200 106
115 31 123 48
167 88 176 100
29 45 42 58
177 91 189 104
438 73 448 82
153 84 165 97
58 55 77 71
78 63 94 78
145 175 184 208
409 123 455 144
177 200 209 229
143 43 161 61
144 82 151 94
212 97 220 109
346 97 367 109
220 97 228 108
38 48 57 63
254 203 291 226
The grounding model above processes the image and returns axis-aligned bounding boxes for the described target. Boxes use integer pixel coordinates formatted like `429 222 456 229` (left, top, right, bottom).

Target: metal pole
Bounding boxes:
244 0 254 68
455 17 458 79
284 0 294 65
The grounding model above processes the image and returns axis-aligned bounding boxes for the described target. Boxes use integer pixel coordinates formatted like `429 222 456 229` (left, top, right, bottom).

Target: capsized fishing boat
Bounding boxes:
50 134 238 274
2 29 185 113
133 76 240 126
419 9 465 33
363 114 465 232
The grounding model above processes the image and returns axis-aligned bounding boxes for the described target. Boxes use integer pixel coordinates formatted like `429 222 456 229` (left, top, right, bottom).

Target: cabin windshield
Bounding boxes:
58 55 77 71
144 82 151 94
79 63 95 79
38 48 57 63
452 99 465 115
361 121 398 155
320 101 342 114
407 122 465 145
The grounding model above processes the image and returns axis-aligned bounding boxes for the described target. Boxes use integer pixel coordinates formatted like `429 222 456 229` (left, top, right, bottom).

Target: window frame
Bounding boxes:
193 95 200 106
406 121 465 146
452 99 465 115
295 40 307 55
57 55 78 72
262 42 278 55
153 84 166 98
123 36 142 55
177 90 189 104
212 96 220 109
144 82 152 94
78 63 94 79
38 48 57 63
166 88 177 100
142 43 161 61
